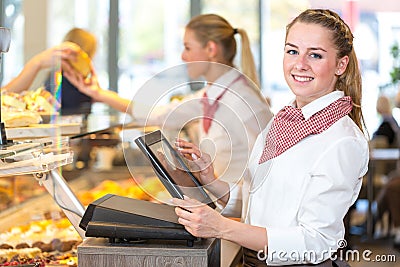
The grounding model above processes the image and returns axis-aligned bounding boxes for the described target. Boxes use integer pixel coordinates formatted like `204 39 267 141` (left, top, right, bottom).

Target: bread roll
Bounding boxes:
68 50 91 77
1 93 26 110
1 109 42 127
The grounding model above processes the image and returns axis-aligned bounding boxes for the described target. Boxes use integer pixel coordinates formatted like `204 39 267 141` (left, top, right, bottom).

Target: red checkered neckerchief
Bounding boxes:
258 96 353 164
201 75 245 134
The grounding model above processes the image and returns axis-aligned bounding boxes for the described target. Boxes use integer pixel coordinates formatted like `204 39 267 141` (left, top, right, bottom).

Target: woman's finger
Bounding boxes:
177 147 200 158
177 216 192 227
175 138 198 149
175 142 201 158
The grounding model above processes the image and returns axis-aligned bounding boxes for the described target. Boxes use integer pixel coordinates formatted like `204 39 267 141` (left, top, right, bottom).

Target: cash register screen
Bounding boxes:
148 136 211 202
135 130 216 209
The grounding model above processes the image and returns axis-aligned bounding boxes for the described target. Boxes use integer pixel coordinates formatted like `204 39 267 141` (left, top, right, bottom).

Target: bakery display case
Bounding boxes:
0 127 171 266
0 125 234 267
0 87 222 266
0 137 83 266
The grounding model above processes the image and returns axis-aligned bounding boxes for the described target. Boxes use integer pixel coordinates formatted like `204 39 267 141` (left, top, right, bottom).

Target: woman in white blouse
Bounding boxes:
174 9 369 266
68 14 272 184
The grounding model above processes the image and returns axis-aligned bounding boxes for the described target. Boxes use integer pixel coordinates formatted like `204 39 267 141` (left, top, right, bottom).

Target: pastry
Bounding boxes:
15 242 30 249
1 108 42 127
68 50 91 78
0 244 13 249
1 92 26 110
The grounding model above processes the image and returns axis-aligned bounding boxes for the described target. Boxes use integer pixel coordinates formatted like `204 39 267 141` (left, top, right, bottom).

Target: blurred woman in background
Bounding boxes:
67 14 272 184
45 27 97 115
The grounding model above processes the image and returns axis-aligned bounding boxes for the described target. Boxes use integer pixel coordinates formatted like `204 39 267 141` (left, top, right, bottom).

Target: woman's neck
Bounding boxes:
204 63 230 83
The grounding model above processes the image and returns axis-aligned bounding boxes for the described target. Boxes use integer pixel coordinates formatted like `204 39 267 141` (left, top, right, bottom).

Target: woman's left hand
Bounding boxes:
64 62 102 99
173 196 226 239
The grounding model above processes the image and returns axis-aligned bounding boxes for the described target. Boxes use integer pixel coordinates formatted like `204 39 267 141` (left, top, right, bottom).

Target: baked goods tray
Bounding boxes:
0 137 73 177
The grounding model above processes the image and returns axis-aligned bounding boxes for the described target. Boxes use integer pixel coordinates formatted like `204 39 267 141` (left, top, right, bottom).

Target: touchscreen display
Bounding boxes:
135 130 216 209
147 137 212 204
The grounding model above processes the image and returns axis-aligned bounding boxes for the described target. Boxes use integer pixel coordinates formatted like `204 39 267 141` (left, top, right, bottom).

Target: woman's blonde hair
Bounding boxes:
186 14 260 89
63 28 97 59
286 9 366 133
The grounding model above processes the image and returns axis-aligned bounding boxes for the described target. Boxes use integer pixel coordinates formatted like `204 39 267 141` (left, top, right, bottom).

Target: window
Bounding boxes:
2 0 400 134
117 0 190 102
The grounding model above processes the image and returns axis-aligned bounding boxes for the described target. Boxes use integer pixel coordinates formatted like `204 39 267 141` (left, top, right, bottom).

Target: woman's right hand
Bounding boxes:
32 41 81 70
175 138 216 186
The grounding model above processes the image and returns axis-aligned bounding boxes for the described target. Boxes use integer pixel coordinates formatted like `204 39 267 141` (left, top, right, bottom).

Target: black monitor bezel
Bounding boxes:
134 130 216 209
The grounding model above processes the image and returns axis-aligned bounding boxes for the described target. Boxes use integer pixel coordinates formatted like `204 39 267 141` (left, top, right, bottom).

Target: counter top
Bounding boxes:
5 123 81 139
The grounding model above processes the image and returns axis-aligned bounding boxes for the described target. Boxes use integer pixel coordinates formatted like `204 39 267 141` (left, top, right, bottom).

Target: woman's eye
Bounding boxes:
310 53 322 59
286 49 298 55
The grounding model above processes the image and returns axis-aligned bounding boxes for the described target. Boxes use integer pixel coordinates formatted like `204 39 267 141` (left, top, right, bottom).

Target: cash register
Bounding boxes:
79 194 197 246
78 130 220 247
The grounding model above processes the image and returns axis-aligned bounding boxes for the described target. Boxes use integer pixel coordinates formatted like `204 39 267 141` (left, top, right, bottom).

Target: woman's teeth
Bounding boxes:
293 75 313 82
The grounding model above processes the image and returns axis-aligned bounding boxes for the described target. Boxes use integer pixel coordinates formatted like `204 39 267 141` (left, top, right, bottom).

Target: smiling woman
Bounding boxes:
284 8 365 132
171 9 369 267
283 22 349 108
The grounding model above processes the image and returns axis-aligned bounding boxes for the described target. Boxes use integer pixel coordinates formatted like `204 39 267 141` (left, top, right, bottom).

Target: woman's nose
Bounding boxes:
181 51 187 62
294 55 308 71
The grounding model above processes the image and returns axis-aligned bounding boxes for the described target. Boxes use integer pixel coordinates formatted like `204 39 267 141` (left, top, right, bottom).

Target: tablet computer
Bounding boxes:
134 130 216 209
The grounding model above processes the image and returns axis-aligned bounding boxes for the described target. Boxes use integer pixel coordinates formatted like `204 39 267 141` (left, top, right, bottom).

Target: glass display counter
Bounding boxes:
0 137 85 266
0 137 84 238
0 120 230 267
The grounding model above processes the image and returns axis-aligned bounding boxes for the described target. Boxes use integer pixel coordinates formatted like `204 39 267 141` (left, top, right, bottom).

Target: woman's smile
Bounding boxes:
292 74 314 83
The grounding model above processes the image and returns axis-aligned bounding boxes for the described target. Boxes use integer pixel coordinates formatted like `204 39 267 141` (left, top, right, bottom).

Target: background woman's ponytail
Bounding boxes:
235 28 260 89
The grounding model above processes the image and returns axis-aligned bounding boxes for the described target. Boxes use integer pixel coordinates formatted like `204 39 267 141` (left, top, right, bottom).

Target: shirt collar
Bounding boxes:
206 69 240 99
289 91 345 120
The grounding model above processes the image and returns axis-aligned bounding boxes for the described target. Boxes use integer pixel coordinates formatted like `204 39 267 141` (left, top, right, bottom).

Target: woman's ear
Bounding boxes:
206 40 218 59
336 56 349 76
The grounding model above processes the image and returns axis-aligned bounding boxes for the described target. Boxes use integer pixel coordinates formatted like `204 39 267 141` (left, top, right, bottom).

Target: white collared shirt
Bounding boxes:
133 69 273 183
225 91 369 265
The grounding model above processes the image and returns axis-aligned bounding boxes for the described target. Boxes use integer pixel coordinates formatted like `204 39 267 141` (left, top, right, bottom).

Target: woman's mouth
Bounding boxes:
292 75 314 82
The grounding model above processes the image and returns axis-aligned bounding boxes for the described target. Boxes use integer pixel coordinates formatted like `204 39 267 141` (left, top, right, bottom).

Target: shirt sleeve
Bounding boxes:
266 136 369 265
